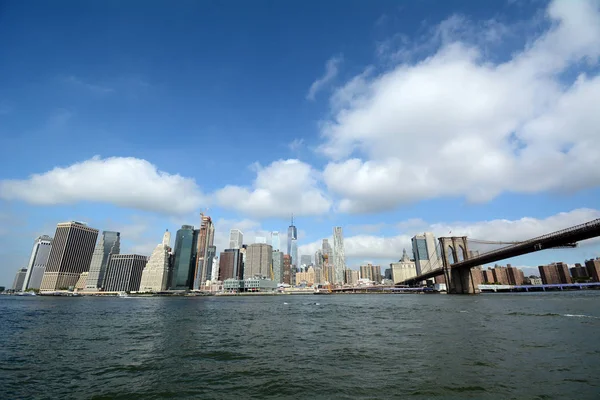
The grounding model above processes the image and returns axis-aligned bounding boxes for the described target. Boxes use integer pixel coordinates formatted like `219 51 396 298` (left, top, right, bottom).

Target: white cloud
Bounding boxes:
319 0 600 213
299 208 600 263
214 159 331 218
0 156 206 215
288 138 304 152
306 55 343 100
64 75 115 94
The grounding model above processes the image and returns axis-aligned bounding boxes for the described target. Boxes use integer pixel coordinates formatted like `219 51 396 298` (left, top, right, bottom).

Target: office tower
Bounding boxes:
194 214 215 289
322 239 332 259
103 254 147 292
272 250 284 283
205 246 217 281
411 232 442 275
271 231 280 251
85 231 120 291
12 268 27 291
390 249 417 284
139 230 172 292
322 240 334 283
314 249 323 269
300 255 312 270
290 238 298 270
210 256 219 282
287 215 297 256
255 236 267 244
219 249 244 281
283 254 292 284
333 227 346 284
585 258 600 282
22 235 52 291
171 225 198 290
244 243 273 278
229 229 243 249
40 222 99 291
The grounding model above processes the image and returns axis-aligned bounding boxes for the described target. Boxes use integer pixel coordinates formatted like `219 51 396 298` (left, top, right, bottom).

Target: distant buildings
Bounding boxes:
194 214 215 289
244 243 273 278
296 266 315 286
344 269 359 286
585 258 600 281
300 255 312 270
229 229 243 249
390 249 417 284
478 264 525 285
360 264 382 283
171 225 198 290
322 239 333 283
333 227 346 284
12 268 27 291
40 221 99 291
103 254 147 292
290 238 298 272
22 235 52 291
85 231 120 291
139 230 172 292
283 254 292 284
287 215 297 259
411 232 442 275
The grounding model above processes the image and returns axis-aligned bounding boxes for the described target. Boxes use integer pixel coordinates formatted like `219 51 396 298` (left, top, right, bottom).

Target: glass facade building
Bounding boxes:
171 225 198 290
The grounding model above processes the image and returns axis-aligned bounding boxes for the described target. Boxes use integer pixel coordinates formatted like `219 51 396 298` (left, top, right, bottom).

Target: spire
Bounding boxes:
291 213 294 226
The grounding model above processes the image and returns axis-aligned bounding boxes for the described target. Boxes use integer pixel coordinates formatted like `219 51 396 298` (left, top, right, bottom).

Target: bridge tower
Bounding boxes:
438 236 480 294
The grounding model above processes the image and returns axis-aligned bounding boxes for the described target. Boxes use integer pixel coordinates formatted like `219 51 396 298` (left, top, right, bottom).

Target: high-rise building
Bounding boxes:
229 229 243 249
171 225 198 290
539 262 572 284
244 243 273 278
411 233 442 275
300 255 312 270
283 254 292 284
194 214 215 289
506 264 525 285
40 222 99 291
314 249 323 269
139 230 172 292
570 263 589 280
390 249 417 284
492 266 510 285
272 250 284 283
219 249 244 281
585 258 600 282
75 272 88 290
210 256 219 282
85 231 120 291
271 231 280 252
333 227 346 284
12 268 27 291
255 236 267 244
22 235 53 291
296 266 316 286
371 264 382 283
287 215 297 256
103 254 147 292
290 238 298 271
205 245 217 281
360 264 377 281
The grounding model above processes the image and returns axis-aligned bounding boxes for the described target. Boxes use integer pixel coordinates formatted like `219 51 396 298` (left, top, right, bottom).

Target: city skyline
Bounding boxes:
2 0 600 286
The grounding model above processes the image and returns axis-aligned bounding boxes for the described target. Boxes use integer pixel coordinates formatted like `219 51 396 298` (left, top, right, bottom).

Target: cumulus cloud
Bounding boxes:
319 0 600 213
214 159 331 218
306 55 343 100
0 156 206 215
298 208 600 263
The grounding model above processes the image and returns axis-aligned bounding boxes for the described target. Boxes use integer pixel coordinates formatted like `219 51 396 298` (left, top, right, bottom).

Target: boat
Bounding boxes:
117 292 129 298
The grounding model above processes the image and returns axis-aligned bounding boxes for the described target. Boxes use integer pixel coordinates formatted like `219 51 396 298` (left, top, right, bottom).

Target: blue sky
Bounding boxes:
1 0 599 286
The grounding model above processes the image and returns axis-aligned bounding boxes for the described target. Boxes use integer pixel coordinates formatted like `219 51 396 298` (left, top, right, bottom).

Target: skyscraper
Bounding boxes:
229 229 243 249
272 250 284 283
300 255 312 270
85 231 120 291
287 215 297 256
40 222 99 291
411 233 442 275
103 254 147 292
271 231 280 251
219 249 244 281
290 238 298 271
314 249 323 269
12 268 27 291
210 255 219 282
171 225 198 290
22 235 52 291
194 214 215 289
333 227 346 284
244 243 273 278
139 230 172 292
283 254 292 284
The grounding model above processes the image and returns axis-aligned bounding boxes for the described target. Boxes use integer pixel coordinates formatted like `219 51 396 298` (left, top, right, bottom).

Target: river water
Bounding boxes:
1 292 599 399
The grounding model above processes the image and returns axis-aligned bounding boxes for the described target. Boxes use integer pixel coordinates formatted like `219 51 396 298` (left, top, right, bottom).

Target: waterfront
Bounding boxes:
1 292 599 399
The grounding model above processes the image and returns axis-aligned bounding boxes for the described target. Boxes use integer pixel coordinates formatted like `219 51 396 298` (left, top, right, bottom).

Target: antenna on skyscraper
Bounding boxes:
291 213 294 226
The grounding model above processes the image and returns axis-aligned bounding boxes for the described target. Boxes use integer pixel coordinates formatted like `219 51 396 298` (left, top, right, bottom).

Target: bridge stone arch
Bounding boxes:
438 236 480 294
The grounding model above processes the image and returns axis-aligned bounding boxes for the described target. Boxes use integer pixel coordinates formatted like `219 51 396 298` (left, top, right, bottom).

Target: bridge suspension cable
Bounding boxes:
467 239 524 245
